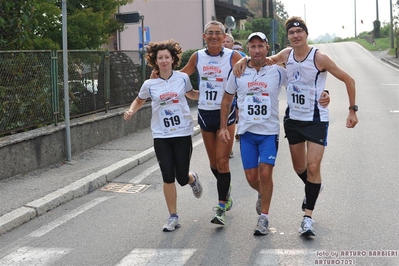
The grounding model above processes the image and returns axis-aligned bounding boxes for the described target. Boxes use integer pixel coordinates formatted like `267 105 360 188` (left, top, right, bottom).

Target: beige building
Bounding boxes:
105 0 254 51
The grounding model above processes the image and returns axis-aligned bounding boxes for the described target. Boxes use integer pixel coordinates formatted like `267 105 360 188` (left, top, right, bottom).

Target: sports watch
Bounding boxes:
349 105 358 111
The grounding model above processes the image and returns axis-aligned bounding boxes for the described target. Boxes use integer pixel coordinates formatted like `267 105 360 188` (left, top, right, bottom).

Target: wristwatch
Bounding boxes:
349 105 358 111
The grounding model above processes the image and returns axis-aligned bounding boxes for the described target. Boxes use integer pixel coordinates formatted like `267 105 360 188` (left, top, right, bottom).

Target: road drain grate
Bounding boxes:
101 183 151 194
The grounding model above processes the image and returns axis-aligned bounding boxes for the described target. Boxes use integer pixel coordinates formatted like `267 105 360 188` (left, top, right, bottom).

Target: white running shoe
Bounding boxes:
190 172 203 198
163 216 181 232
299 216 315 236
254 215 269 236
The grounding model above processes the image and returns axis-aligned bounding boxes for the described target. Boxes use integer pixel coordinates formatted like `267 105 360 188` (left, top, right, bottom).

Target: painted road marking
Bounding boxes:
0 246 71 266
115 248 196 266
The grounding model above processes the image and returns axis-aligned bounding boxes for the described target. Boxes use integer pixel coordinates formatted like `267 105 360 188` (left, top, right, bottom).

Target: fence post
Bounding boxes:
104 50 110 113
51 50 59 125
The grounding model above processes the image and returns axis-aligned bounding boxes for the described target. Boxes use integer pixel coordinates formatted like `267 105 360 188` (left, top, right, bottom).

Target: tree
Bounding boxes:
245 0 263 18
244 0 288 21
251 18 271 36
58 0 134 49
275 1 289 21
0 0 134 50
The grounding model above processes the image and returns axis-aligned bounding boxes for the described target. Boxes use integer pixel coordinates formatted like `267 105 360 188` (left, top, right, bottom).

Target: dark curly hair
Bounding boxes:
145 39 183 71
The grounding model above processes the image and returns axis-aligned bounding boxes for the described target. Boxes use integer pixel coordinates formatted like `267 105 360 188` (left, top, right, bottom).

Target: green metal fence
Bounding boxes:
0 50 149 136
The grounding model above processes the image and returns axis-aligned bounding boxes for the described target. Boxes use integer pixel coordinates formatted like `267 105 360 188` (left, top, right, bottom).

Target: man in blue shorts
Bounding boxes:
219 32 287 235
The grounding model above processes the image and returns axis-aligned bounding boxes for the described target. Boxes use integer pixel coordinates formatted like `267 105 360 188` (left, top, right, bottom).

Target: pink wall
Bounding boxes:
107 0 218 52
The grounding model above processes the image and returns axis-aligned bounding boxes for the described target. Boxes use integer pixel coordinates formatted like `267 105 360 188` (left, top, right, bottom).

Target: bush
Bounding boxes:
0 52 53 134
232 29 252 42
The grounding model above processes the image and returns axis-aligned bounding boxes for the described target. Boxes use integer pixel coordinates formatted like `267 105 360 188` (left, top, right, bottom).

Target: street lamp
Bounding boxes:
225 16 235 34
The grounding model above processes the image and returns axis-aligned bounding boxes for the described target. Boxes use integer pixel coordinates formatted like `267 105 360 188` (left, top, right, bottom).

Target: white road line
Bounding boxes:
0 246 71 266
128 138 204 184
0 197 113 258
255 249 317 266
30 196 112 238
115 249 196 266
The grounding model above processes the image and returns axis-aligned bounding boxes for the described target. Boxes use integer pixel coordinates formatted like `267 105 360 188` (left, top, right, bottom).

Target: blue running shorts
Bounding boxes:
239 132 279 169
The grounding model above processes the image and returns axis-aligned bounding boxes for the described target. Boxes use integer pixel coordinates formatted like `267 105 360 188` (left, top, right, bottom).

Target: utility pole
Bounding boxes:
62 0 71 162
268 0 273 18
390 0 394 48
354 0 357 38
262 0 267 18
376 0 379 21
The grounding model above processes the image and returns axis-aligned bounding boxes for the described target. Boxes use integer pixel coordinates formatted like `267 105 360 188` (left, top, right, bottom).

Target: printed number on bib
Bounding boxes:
159 103 185 135
244 93 271 122
199 77 224 107
287 84 311 112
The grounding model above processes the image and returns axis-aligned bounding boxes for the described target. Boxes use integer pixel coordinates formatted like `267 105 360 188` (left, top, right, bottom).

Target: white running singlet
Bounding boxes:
138 71 194 138
285 47 329 122
196 48 234 111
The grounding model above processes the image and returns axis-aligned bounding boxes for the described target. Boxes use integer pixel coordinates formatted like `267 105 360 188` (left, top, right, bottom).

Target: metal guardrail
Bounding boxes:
0 50 150 136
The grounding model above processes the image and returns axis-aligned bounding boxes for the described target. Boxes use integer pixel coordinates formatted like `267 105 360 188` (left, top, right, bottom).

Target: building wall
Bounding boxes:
113 0 218 52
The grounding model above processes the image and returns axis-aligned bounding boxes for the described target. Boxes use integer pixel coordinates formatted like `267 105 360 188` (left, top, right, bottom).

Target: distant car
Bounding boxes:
83 79 98 94
67 79 98 94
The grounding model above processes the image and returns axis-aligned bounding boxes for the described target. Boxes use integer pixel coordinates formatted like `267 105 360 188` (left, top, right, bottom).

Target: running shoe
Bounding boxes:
254 215 269 235
225 185 233 211
210 206 226 225
163 216 181 232
190 172 203 198
298 216 315 236
302 184 324 211
256 194 261 215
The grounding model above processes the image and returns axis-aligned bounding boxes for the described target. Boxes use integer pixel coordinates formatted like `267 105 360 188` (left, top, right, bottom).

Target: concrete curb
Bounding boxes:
381 57 399 69
0 126 201 235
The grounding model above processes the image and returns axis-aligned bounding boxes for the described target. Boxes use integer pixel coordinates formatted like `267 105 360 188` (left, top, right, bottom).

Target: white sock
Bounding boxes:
261 213 269 220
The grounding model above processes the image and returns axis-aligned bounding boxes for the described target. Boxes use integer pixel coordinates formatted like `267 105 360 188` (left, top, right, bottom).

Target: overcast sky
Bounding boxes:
281 0 394 39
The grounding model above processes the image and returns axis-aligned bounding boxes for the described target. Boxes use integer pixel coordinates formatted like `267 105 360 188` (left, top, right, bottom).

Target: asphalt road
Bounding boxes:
0 42 398 266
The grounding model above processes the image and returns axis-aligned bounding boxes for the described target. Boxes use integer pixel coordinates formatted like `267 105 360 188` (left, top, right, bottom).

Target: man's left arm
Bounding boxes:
317 53 358 128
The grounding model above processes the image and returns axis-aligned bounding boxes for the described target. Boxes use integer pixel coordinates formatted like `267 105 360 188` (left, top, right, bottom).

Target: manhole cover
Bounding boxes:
101 183 151 194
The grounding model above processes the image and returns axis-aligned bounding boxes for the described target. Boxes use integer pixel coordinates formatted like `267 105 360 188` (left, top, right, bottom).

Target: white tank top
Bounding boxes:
196 48 234 111
138 71 194 138
285 47 329 122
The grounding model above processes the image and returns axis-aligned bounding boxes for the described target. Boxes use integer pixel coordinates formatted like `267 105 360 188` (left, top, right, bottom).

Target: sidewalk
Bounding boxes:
382 55 399 68
370 48 399 68
0 109 200 235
